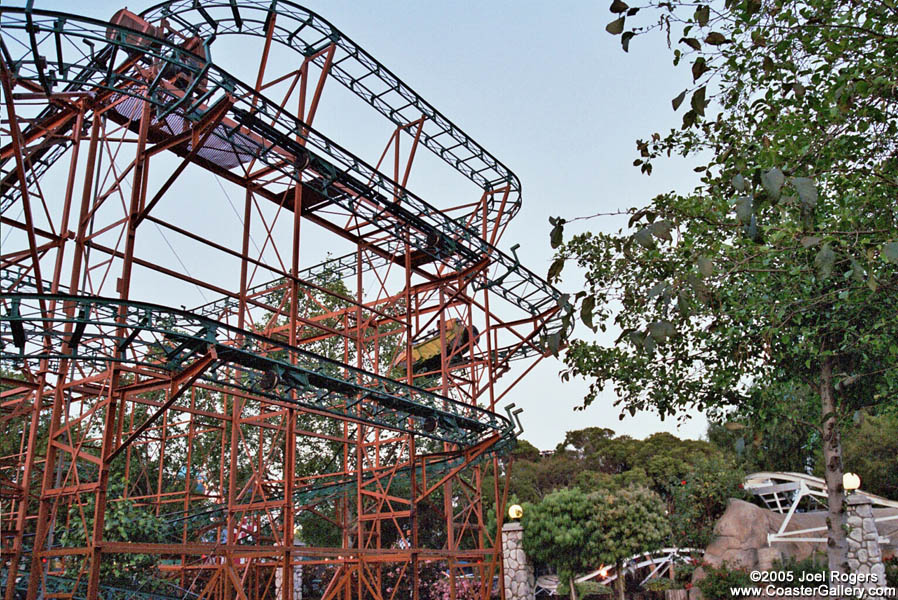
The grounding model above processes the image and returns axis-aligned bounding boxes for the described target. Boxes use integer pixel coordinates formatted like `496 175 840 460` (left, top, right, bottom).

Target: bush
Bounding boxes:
772 554 826 582
696 563 753 600
885 556 898 588
667 456 748 548
643 578 679 591
672 555 701 587
556 580 612 597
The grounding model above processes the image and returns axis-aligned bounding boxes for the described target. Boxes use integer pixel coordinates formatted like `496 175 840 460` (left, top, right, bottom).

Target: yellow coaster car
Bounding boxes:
390 318 479 378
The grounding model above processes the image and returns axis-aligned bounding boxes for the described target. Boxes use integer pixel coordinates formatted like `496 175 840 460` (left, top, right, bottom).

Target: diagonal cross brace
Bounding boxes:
107 349 217 462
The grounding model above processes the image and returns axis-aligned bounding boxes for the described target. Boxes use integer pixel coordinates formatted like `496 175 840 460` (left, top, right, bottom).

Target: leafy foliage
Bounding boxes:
667 455 748 548
696 563 754 600
589 485 672 567
886 556 898 589
522 487 601 587
841 411 898 501
57 475 169 588
522 485 670 600
551 0 898 572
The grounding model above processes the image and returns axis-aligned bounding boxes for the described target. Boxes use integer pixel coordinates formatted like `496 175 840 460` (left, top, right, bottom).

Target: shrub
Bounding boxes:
556 580 612 597
643 578 679 591
696 563 753 600
885 556 898 588
667 456 749 548
772 554 826 582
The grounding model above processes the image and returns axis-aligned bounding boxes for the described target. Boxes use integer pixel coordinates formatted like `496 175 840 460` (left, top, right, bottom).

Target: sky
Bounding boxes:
12 0 709 448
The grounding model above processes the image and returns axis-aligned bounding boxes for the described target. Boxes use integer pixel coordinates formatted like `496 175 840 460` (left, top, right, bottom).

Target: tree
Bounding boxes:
522 486 670 600
591 486 672 600
521 487 602 600
667 455 748 549
706 382 823 475
57 474 170 589
841 411 898 501
548 0 898 573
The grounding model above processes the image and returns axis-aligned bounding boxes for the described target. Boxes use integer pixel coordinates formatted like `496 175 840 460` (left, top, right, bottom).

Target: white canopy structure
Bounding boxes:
744 472 898 544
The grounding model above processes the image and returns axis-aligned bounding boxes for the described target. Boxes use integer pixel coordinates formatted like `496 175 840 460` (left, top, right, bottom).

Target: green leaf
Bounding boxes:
672 90 687 111
731 173 745 192
548 257 565 282
648 321 675 343
647 281 667 298
580 296 596 331
760 167 785 202
697 256 715 277
814 244 836 279
791 177 818 208
606 17 625 35
550 218 566 248
704 32 728 45
651 220 673 242
692 57 709 81
883 241 898 264
677 291 691 316
610 0 629 13
545 331 562 357
848 257 864 283
643 332 656 353
691 86 706 116
734 195 752 224
680 37 701 51
633 227 656 249
621 31 635 52
800 236 821 248
694 4 710 27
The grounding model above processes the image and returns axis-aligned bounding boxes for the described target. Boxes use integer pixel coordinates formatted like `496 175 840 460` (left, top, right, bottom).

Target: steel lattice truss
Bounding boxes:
0 3 559 599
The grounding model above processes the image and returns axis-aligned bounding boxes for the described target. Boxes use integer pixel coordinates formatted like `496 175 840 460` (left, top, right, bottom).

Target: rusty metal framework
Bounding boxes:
0 2 561 599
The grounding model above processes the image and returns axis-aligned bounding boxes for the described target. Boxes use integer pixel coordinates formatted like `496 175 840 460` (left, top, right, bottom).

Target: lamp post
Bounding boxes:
843 472 861 494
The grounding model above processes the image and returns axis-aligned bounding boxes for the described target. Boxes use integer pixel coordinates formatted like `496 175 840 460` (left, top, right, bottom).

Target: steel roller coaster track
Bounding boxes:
0 3 558 599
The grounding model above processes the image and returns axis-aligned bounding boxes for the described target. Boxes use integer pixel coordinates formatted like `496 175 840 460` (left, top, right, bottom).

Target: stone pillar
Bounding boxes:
846 494 887 590
274 538 304 599
501 522 535 600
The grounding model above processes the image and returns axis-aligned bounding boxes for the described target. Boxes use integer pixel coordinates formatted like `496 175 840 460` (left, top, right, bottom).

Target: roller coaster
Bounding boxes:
0 3 561 599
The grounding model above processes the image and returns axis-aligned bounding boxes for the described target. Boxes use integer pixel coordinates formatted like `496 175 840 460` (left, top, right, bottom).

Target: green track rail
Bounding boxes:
0 4 562 334
1 291 521 597
1 293 515 447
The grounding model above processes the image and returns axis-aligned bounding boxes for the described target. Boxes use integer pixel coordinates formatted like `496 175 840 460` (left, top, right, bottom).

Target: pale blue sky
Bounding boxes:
17 1 709 448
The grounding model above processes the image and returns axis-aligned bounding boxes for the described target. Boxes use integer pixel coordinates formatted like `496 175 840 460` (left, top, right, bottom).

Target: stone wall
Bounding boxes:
502 522 535 600
846 494 887 590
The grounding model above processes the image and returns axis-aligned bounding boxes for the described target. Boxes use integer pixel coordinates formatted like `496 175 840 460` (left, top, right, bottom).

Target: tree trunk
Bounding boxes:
616 561 626 600
820 356 849 574
569 576 577 600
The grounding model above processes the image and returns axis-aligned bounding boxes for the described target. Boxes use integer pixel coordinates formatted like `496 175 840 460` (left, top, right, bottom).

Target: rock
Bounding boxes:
756 547 782 571
693 499 898 589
